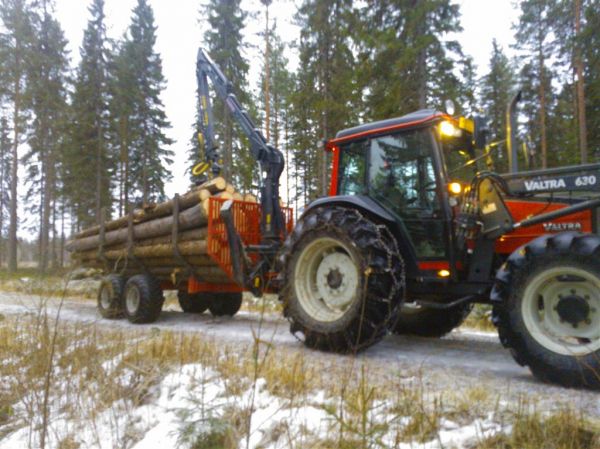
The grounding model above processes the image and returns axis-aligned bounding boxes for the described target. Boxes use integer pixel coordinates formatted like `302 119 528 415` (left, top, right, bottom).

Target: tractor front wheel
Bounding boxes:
492 233 600 389
279 206 404 353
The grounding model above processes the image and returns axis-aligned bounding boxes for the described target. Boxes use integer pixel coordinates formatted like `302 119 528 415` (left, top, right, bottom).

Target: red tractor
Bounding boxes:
171 50 600 389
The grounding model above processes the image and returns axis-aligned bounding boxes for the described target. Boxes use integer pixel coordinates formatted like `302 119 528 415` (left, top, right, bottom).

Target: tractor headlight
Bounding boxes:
448 182 462 195
439 121 462 138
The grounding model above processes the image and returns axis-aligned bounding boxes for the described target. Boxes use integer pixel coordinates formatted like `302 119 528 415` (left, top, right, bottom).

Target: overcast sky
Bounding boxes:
52 0 520 200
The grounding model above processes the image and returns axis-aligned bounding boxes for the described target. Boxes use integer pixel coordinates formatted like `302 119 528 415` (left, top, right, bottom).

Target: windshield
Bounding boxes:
437 125 477 183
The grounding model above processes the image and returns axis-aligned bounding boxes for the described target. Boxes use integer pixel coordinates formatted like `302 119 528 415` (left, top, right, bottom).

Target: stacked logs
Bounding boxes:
66 177 257 283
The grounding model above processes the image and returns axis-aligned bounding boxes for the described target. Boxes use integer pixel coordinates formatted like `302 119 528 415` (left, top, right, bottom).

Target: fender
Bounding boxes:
304 195 419 275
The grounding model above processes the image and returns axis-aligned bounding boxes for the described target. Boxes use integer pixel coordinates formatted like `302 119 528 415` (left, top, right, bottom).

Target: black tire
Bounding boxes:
122 274 164 324
97 274 125 319
278 206 405 353
492 232 600 389
178 291 210 314
392 303 473 338
208 292 243 317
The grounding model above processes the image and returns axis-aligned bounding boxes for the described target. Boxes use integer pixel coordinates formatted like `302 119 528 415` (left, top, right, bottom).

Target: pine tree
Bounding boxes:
479 40 515 172
119 0 173 205
24 0 70 272
550 0 590 163
199 0 250 187
0 0 34 272
64 0 112 229
514 0 555 168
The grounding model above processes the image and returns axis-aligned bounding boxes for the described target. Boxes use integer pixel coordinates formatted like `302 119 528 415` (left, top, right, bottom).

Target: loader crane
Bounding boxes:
192 48 286 293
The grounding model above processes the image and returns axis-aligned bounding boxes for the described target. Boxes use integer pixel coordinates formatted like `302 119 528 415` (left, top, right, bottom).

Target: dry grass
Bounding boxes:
0 300 598 448
463 304 496 332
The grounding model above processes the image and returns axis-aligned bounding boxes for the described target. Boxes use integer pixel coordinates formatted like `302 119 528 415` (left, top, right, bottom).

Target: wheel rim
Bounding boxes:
100 285 112 309
294 237 360 322
125 286 140 315
521 265 600 356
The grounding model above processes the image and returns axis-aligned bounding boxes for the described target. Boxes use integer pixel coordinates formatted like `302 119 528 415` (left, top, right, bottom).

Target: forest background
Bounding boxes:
0 0 598 273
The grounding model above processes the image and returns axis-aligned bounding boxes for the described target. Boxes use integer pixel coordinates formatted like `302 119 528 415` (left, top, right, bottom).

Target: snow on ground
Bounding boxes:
0 358 510 449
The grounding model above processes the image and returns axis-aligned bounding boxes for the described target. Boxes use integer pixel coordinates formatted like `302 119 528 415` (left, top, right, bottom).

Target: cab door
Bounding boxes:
367 128 449 262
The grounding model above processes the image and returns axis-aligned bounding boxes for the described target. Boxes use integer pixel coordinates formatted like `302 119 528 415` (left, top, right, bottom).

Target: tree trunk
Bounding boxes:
73 180 225 239
8 57 21 273
224 105 232 181
538 47 548 169
66 201 209 252
574 0 588 164
71 226 209 260
264 3 271 141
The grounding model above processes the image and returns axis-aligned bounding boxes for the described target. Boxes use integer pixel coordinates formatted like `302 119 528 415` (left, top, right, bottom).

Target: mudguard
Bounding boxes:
303 195 419 275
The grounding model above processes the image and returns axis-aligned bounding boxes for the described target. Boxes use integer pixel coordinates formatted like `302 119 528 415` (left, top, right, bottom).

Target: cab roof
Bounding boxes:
334 109 445 141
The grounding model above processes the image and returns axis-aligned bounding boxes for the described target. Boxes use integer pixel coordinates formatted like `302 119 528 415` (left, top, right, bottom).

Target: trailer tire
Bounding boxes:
492 232 600 389
208 293 243 317
178 291 210 314
392 303 472 338
279 206 404 353
123 274 164 324
97 274 125 319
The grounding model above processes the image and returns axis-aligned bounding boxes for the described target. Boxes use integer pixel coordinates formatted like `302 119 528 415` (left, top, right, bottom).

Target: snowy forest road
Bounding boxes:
1 291 598 417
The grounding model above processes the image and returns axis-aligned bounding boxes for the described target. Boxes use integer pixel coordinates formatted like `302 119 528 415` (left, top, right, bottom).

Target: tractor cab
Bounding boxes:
325 110 478 281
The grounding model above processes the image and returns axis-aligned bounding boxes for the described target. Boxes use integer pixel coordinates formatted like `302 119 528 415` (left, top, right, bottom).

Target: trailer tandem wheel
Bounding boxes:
208 293 243 317
97 274 126 319
123 274 164 324
178 291 210 314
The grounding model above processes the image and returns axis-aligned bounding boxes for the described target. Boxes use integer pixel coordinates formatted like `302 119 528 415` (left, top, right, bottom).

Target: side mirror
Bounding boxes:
473 115 488 150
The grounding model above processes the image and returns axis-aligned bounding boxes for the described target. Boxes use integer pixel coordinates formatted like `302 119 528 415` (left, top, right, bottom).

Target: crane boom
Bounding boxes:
194 48 286 291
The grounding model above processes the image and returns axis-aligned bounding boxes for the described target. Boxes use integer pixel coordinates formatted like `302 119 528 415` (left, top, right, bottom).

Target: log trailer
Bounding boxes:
89 49 600 389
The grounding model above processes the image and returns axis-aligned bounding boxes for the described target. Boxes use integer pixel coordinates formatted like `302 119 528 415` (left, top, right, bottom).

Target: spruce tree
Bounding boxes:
259 30 294 203
292 0 359 199
65 0 112 229
359 0 465 119
200 0 250 186
24 0 70 272
119 0 173 205
0 0 34 272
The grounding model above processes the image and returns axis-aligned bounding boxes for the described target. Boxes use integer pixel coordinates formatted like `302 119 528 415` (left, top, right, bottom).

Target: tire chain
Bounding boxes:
277 206 405 352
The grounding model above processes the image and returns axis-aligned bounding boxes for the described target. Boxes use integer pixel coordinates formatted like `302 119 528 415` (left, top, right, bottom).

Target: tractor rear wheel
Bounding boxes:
208 293 243 317
492 232 600 389
279 206 404 353
392 303 472 338
97 274 125 319
123 274 164 324
178 291 210 314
